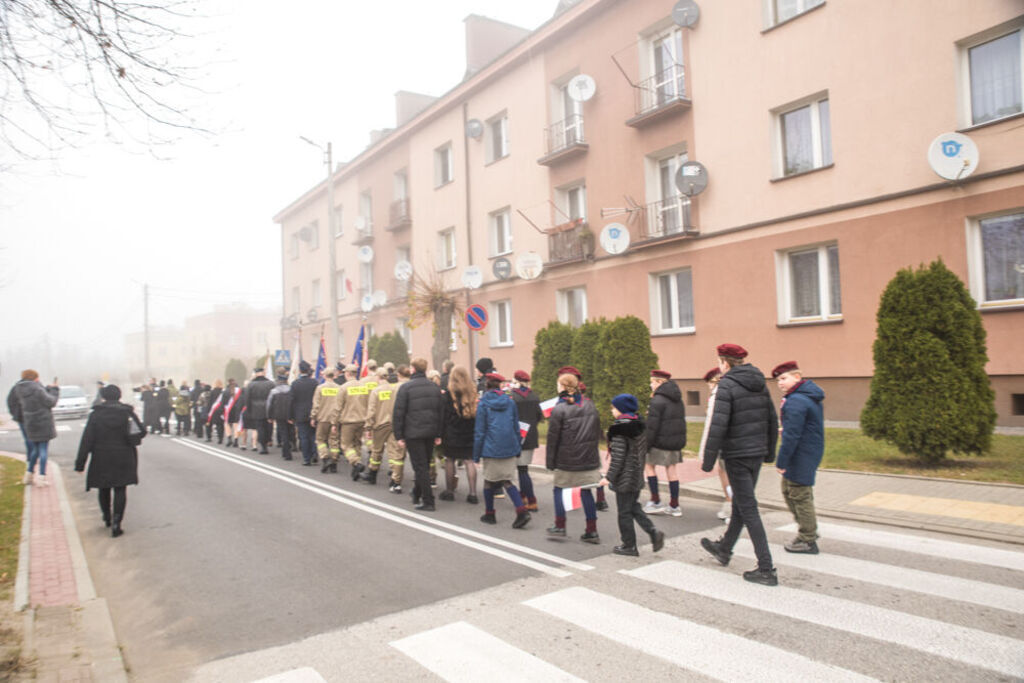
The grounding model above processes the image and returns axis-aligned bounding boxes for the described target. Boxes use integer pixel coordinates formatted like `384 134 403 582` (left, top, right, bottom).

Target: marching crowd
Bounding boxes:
8 342 826 586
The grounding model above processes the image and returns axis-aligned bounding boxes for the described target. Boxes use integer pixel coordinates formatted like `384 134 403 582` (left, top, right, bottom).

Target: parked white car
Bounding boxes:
54 385 91 420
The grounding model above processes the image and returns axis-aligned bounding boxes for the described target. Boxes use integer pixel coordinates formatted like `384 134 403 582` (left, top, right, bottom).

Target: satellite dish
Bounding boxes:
372 289 387 306
298 225 313 242
461 265 483 290
567 74 597 102
357 245 374 263
306 308 319 323
492 257 512 281
360 295 374 313
465 119 484 139
600 223 631 255
672 0 700 27
515 251 544 280
675 161 709 196
353 216 367 232
927 132 979 181
394 260 413 282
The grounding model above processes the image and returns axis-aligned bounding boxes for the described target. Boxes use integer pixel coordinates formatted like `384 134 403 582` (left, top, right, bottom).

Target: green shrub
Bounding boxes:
593 315 658 431
367 332 410 367
224 358 246 384
531 321 575 400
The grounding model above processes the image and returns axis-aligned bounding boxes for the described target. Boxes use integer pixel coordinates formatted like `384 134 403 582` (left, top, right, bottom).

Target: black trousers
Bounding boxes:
720 456 773 570
98 487 127 522
296 421 316 464
276 420 294 459
406 438 435 506
615 490 656 548
175 413 191 434
257 419 273 448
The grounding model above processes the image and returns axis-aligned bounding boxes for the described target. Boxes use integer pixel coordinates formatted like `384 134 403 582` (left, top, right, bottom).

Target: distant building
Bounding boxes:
124 326 188 383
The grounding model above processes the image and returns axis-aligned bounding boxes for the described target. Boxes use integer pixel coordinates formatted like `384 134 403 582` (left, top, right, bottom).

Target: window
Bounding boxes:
395 246 411 297
358 191 373 234
336 269 347 301
486 113 509 163
491 300 513 347
312 278 322 307
686 390 700 406
776 96 832 177
289 233 299 260
651 27 685 105
646 151 691 237
359 262 373 295
394 171 408 200
489 209 513 257
966 29 1022 125
557 287 587 327
777 243 842 322
309 221 319 250
558 81 584 145
767 0 824 27
291 286 300 314
556 183 587 225
1012 394 1024 416
968 211 1024 306
396 317 411 351
438 228 456 270
651 269 695 333
435 143 454 187
332 205 343 237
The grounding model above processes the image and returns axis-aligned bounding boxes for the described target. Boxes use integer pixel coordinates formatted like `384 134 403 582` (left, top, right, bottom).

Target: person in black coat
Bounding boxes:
156 380 172 434
510 370 542 511
700 343 780 587
392 357 444 511
75 385 145 538
290 360 319 465
643 369 687 517
244 367 276 454
266 369 295 460
439 366 478 503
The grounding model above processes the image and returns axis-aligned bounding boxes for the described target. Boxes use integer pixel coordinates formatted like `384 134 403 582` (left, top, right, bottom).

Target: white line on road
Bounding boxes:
524 587 876 682
732 539 1024 613
623 561 1024 678
173 439 579 578
391 621 586 683
779 521 1024 572
56 425 71 432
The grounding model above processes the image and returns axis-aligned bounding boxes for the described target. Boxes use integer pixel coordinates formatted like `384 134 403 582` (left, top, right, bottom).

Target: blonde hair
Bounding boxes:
557 373 579 392
21 369 39 381
448 366 477 419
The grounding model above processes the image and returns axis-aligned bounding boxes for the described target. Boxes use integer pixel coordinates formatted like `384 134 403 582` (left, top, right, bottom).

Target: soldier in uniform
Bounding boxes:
311 366 343 472
337 363 370 480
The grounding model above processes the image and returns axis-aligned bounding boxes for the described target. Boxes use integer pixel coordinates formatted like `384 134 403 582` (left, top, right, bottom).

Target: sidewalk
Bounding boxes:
5 452 128 683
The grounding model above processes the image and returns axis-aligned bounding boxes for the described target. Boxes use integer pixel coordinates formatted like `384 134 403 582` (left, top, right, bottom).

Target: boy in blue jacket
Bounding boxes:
772 361 825 554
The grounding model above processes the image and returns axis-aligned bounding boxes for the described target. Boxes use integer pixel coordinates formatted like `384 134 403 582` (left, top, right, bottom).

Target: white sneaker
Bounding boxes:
717 501 731 519
643 500 665 514
23 472 33 485
36 475 48 487
666 505 683 517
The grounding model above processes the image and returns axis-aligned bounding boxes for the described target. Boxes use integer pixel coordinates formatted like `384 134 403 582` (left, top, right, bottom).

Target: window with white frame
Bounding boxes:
358 191 373 234
965 27 1023 126
395 246 411 297
777 243 842 322
489 208 513 257
396 317 412 351
646 151 691 237
556 183 587 225
651 27 685 105
336 269 347 300
312 278 322 307
486 113 509 163
776 95 832 177
332 205 343 237
651 269 695 334
289 233 299 260
766 0 824 28
291 286 300 314
557 287 587 327
968 211 1024 306
394 170 408 200
557 80 584 145
434 143 454 187
359 262 373 295
438 228 456 270
308 221 320 250
491 300 513 347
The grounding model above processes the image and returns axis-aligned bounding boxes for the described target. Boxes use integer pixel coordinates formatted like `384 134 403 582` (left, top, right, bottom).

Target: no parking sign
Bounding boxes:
465 304 488 331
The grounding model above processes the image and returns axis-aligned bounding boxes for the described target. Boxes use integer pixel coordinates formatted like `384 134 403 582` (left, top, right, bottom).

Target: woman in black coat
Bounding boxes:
75 385 145 537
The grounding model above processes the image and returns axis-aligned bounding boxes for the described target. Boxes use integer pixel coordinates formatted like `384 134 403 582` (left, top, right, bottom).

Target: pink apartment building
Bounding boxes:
275 0 1024 426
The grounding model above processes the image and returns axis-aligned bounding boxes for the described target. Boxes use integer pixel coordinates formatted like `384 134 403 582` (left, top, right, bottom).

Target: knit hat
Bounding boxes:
702 367 721 382
513 370 530 382
100 384 122 402
476 357 494 374
611 393 638 415
716 343 748 359
771 361 800 378
299 360 312 374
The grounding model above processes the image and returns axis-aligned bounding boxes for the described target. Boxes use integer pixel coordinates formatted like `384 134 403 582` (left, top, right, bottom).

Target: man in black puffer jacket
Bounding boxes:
393 357 444 511
700 343 779 586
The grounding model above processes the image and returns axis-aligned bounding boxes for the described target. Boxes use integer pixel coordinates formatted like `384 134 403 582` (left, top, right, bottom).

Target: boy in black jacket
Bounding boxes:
601 394 665 557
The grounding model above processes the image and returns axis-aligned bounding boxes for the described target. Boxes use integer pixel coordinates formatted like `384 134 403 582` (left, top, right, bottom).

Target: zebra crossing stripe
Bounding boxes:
390 621 585 682
779 521 1024 572
624 561 1024 678
732 539 1024 613
524 587 876 682
252 667 327 683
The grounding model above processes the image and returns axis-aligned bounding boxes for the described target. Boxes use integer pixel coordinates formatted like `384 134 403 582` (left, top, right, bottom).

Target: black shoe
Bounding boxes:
650 529 665 553
784 539 819 554
415 503 436 512
596 501 609 512
743 567 779 586
480 512 496 524
512 511 531 529
111 521 123 538
311 457 319 464
580 531 600 544
239 445 246 451
700 537 732 566
546 526 566 538
330 462 338 473
283 455 293 460
302 461 312 466
361 469 378 485
102 513 111 528
321 461 330 473
259 448 269 455
350 462 365 481
439 491 455 502
466 494 479 505
613 545 639 557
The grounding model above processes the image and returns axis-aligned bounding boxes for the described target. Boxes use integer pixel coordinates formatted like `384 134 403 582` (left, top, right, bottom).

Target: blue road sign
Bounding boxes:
274 349 291 367
465 304 488 331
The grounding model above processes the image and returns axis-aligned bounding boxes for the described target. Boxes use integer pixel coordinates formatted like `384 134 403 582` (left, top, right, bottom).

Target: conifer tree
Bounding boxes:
593 315 658 431
531 321 575 400
367 332 410 367
861 260 996 463
570 318 608 401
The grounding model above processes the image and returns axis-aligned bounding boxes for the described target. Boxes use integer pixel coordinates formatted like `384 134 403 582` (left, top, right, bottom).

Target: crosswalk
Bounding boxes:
386 521 1024 681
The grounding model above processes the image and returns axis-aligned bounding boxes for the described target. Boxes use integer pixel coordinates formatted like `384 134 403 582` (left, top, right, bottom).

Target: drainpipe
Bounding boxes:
462 101 477 371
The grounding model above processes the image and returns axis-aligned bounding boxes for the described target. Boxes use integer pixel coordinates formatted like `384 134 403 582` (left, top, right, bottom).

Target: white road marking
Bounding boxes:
624 561 1024 678
56 425 71 432
253 667 327 683
174 439 577 578
779 521 1024 572
391 621 585 683
733 539 1024 612
524 587 876 682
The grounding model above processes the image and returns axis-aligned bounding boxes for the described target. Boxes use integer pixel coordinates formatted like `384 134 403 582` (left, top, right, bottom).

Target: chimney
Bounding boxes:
395 91 438 127
368 128 393 146
463 15 531 79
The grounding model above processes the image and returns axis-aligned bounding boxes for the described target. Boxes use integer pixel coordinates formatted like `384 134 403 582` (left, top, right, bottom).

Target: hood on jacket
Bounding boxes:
724 364 767 393
479 390 510 411
789 379 825 403
608 417 645 439
653 379 682 403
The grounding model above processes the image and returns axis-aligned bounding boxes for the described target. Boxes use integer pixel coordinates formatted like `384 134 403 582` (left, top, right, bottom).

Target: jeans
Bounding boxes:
27 439 49 475
406 438 435 506
615 490 656 548
720 456 773 570
296 421 316 464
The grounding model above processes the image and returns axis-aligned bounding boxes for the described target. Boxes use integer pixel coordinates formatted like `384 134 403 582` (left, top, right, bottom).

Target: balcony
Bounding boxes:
547 219 594 265
386 198 412 232
639 197 697 242
352 220 374 246
537 114 588 166
626 64 691 128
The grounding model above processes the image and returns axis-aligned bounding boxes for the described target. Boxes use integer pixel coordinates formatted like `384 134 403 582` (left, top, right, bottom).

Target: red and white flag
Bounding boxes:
560 486 584 512
518 421 530 442
540 396 558 418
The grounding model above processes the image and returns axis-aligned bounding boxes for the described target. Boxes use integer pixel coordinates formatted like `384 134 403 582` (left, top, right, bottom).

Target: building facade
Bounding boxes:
275 0 1024 426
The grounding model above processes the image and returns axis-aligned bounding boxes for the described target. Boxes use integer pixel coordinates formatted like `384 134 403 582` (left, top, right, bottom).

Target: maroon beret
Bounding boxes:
513 370 530 382
485 372 506 382
557 366 582 379
771 361 800 379
651 369 672 380
702 367 721 382
716 343 748 359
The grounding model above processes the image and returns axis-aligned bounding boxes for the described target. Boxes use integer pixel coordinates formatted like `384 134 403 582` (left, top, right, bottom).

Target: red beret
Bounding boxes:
557 366 582 379
716 343 748 359
513 370 530 382
771 361 800 379
579 381 587 394
485 372 506 382
651 369 672 380
702 367 721 382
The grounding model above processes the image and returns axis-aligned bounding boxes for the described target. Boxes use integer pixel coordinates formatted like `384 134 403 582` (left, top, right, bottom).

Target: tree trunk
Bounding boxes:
431 302 454 371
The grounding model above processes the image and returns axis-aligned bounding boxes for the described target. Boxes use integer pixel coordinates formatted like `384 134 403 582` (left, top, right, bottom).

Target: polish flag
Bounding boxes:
540 396 558 417
560 486 583 512
518 421 530 442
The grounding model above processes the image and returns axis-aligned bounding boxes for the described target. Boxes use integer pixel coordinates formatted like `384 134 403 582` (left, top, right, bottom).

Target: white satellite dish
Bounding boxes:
461 265 483 290
567 74 597 102
393 260 413 282
600 223 631 255
372 289 387 306
353 216 368 232
515 251 544 280
357 245 374 264
360 295 374 312
465 118 484 139
927 132 979 181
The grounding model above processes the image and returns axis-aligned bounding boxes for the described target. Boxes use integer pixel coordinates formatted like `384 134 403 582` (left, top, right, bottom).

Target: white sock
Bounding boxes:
726 485 733 499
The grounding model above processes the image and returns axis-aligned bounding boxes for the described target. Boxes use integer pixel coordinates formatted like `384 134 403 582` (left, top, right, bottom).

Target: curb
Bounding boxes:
818 467 1024 489
13 455 30 612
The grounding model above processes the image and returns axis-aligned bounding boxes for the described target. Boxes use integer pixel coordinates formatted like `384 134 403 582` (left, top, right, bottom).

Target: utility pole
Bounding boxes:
301 137 340 363
143 282 151 379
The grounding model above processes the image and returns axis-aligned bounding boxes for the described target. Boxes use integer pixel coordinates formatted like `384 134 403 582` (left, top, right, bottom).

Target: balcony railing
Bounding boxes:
642 196 694 240
545 114 586 155
387 198 412 231
634 64 688 118
352 219 373 245
547 219 594 265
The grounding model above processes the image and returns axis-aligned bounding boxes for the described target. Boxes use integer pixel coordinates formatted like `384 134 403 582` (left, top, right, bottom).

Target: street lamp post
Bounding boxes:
300 137 340 363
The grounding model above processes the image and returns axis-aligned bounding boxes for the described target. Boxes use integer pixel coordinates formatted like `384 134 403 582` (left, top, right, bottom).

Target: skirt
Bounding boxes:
553 467 601 489
482 457 517 485
647 447 683 467
516 448 535 468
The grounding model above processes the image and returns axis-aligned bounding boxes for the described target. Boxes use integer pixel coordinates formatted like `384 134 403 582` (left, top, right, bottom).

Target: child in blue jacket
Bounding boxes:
474 373 531 529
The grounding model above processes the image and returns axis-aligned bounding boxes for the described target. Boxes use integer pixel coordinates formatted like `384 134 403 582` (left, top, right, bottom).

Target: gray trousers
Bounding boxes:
781 478 818 542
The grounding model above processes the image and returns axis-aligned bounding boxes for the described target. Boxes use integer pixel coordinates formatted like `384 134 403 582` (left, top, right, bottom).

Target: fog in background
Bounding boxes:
0 0 556 393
